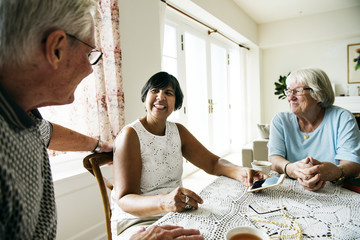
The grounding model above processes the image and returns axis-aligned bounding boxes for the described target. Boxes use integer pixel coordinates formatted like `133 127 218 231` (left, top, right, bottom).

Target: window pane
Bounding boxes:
184 32 209 148
163 24 177 58
161 56 178 77
211 43 229 155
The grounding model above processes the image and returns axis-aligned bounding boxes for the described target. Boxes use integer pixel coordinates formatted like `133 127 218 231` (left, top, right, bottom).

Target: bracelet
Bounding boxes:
92 139 102 153
284 162 296 180
331 165 345 185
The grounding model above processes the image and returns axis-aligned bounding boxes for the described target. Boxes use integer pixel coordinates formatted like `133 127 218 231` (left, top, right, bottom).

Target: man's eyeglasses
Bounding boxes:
66 33 103 65
249 204 286 214
284 87 312 97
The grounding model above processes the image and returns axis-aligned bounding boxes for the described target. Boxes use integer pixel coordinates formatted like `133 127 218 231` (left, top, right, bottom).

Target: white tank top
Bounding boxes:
111 119 183 221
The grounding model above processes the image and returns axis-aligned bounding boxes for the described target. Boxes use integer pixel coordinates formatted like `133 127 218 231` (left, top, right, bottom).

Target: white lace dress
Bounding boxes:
110 119 184 236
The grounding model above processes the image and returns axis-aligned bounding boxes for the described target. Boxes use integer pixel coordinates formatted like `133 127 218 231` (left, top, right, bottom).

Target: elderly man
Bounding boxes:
0 0 203 239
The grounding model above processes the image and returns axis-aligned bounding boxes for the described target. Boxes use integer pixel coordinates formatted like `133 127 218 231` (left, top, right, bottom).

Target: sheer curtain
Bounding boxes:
159 0 167 65
40 0 125 157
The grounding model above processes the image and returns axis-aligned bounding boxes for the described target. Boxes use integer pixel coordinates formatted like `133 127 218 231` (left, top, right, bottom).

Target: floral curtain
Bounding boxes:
40 0 125 157
93 0 125 141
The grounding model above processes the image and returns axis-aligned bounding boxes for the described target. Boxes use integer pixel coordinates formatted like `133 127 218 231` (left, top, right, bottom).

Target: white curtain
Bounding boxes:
159 0 167 66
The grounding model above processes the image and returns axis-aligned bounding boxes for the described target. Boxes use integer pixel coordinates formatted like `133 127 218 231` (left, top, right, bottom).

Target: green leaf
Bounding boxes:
274 73 289 100
355 64 360 71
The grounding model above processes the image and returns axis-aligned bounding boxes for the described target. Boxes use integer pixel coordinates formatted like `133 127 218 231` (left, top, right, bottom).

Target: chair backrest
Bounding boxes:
83 152 113 240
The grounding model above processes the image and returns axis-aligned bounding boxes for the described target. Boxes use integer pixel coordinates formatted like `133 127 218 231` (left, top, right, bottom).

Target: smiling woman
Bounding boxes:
110 71 267 239
269 67 360 192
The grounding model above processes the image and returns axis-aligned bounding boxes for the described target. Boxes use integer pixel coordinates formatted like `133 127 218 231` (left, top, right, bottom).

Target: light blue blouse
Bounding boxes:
268 106 360 164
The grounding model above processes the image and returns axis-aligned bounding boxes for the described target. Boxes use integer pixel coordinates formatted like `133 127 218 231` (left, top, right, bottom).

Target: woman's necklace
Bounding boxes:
304 133 309 140
299 110 324 140
300 122 314 140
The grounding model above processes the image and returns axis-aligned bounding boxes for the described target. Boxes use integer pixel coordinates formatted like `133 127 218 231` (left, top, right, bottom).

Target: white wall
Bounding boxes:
119 0 163 124
260 6 360 124
54 160 112 240
190 0 258 45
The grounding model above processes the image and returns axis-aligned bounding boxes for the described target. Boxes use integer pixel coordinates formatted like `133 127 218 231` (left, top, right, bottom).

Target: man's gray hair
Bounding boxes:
286 68 335 108
0 0 97 68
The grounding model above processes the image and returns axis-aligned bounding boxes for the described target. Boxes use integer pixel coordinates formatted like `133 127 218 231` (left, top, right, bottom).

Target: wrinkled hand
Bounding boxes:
291 157 318 180
238 167 269 187
293 157 328 191
162 187 203 213
298 176 326 191
99 140 113 153
130 225 204 240
309 158 341 182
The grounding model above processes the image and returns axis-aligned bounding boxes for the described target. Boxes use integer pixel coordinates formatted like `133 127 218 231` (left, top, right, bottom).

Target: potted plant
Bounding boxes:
274 73 290 99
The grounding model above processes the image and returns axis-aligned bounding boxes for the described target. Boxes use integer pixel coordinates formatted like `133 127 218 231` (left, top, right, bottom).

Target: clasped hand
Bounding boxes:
292 157 339 191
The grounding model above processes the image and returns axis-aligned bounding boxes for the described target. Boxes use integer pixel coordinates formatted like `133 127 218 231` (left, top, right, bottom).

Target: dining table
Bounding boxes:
153 174 360 240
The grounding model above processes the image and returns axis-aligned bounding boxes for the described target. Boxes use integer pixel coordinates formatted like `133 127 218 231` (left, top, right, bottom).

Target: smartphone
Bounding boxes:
247 174 285 193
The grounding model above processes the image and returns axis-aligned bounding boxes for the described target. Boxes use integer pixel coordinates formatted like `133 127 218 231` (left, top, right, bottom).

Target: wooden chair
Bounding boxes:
83 152 113 240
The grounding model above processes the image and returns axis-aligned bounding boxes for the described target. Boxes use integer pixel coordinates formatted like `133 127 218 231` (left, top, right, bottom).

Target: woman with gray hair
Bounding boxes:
268 68 360 191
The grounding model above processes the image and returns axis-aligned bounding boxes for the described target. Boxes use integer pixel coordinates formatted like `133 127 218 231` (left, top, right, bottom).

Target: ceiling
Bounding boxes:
233 0 360 24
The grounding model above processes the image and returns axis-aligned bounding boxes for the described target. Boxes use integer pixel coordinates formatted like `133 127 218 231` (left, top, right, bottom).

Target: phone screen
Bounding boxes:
247 174 285 192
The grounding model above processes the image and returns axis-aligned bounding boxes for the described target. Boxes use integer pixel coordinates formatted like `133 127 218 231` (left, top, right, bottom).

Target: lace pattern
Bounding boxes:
132 120 183 195
111 120 183 222
153 175 360 240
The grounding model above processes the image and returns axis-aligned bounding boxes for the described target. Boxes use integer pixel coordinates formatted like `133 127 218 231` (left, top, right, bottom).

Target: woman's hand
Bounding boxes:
238 167 269 187
305 158 342 181
161 187 203 212
286 157 317 180
292 157 332 191
298 175 326 191
130 225 204 240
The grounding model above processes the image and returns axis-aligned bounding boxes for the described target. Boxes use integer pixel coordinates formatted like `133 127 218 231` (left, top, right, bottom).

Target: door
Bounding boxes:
210 43 230 155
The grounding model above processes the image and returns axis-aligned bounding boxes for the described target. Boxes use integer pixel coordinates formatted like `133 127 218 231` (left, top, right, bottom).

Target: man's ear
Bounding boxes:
44 30 67 70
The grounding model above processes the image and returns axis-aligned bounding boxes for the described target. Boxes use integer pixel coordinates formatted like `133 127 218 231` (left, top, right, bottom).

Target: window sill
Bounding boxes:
50 153 199 183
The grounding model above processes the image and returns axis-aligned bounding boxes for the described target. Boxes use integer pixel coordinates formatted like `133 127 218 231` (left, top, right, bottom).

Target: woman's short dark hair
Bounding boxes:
141 72 184 110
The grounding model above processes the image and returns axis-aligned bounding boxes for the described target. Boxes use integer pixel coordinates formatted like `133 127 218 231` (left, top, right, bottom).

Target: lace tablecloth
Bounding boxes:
153 175 360 240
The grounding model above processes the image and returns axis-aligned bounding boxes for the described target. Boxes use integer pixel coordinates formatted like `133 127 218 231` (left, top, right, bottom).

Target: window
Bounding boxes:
162 12 243 159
